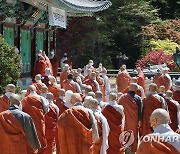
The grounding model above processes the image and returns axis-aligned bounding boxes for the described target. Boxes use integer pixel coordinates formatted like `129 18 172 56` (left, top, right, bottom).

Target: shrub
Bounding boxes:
0 35 21 94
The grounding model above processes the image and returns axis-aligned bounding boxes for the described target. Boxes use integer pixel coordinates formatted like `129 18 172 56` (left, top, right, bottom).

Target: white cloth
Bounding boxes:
69 79 81 93
5 92 13 99
60 57 68 72
137 85 146 99
91 108 110 154
64 101 72 108
40 93 47 98
153 124 180 152
102 74 111 95
93 79 100 92
96 98 108 109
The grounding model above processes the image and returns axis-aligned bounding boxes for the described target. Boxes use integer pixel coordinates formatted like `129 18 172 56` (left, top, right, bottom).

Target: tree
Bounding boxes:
0 35 21 94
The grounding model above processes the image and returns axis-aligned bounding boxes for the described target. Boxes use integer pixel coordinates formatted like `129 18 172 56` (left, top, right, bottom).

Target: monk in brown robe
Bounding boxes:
165 90 180 133
60 64 70 87
57 93 99 154
137 109 180 154
22 85 49 154
0 84 15 113
48 76 60 100
118 83 143 153
83 72 100 93
123 77 146 99
0 94 41 153
40 85 48 98
32 74 45 95
49 50 59 77
156 67 172 91
63 73 81 93
33 50 47 78
102 93 125 154
173 80 180 103
89 98 110 154
73 70 82 86
141 83 168 137
42 51 53 75
116 66 131 93
55 89 65 114
136 67 146 93
153 68 162 86
83 68 92 82
43 93 59 154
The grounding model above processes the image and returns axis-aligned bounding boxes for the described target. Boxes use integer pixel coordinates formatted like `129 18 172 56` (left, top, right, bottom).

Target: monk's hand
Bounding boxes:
137 121 142 128
176 128 180 134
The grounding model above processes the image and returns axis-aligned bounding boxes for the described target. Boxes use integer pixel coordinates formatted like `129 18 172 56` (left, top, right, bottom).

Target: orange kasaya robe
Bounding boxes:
118 93 139 152
63 81 77 93
50 56 59 77
48 84 60 101
173 90 180 104
96 77 106 101
57 106 93 154
165 99 178 132
90 118 103 154
137 135 180 154
60 70 69 87
0 110 28 153
33 82 44 95
0 95 10 113
44 55 53 75
137 72 146 93
83 79 97 92
123 86 142 97
22 95 46 154
33 57 47 79
116 72 131 93
102 105 124 154
82 75 90 83
141 95 163 137
156 74 171 91
55 98 65 116
153 73 161 86
43 105 58 154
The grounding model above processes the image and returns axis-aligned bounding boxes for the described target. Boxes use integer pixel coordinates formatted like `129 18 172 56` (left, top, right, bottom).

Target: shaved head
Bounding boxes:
41 85 48 93
59 89 65 97
89 98 99 109
71 93 82 105
131 77 137 83
46 92 54 100
10 94 21 106
159 85 165 93
87 92 95 98
109 93 117 101
83 96 93 108
149 83 157 93
95 91 102 99
165 90 173 97
129 83 138 92
49 76 56 84
35 74 41 81
28 85 36 92
6 84 16 93
90 72 96 80
150 109 170 130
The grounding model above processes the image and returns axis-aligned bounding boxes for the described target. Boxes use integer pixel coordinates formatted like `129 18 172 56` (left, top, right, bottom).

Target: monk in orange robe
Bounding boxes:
0 94 41 153
96 72 106 101
57 93 98 154
137 108 180 154
32 74 45 95
136 67 146 93
22 85 49 154
49 51 59 77
55 89 65 114
0 84 15 113
43 93 59 154
83 69 92 83
102 93 125 154
33 50 47 79
165 90 180 132
60 64 70 87
153 70 162 86
48 76 60 100
42 51 53 75
141 83 168 137
118 83 143 153
116 66 131 93
173 80 180 103
83 72 100 93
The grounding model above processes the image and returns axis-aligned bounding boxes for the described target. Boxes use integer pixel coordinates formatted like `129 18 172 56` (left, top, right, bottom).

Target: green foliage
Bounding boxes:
148 39 178 54
0 35 21 94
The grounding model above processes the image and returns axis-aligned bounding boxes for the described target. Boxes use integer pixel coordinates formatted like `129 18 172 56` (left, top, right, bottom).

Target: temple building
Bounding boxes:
0 0 111 85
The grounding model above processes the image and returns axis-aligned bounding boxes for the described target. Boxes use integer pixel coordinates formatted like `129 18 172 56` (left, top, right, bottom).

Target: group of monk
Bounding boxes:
0 52 180 154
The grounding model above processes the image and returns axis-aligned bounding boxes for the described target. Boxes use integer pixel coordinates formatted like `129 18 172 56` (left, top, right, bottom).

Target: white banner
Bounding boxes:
49 6 67 29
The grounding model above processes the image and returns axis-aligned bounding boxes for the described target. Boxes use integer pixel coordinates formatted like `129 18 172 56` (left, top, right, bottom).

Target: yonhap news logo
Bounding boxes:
119 130 135 147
